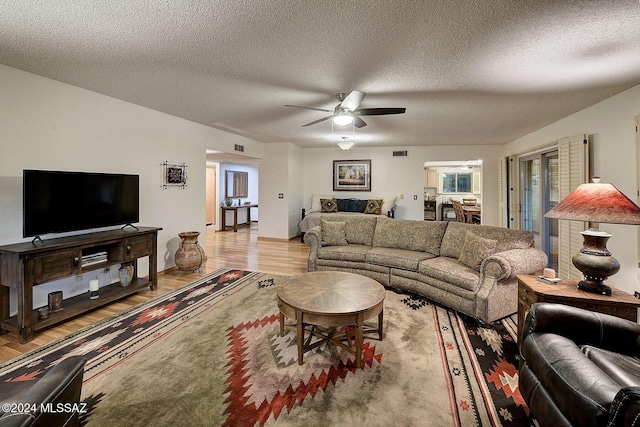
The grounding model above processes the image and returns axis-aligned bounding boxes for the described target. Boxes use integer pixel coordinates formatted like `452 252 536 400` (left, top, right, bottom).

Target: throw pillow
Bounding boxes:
321 220 348 246
311 194 335 212
381 196 397 216
320 198 338 213
364 199 384 215
458 232 497 271
335 198 369 213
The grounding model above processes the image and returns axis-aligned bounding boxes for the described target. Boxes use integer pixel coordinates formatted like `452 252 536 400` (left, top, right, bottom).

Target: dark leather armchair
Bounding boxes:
519 303 640 427
0 356 86 427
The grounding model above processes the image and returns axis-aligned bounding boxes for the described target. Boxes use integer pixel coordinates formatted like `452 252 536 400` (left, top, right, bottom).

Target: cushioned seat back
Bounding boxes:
372 217 448 255
440 221 533 259
319 215 379 246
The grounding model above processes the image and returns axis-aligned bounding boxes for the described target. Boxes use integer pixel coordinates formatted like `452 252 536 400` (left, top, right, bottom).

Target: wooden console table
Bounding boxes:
221 204 258 232
516 274 640 345
0 226 161 343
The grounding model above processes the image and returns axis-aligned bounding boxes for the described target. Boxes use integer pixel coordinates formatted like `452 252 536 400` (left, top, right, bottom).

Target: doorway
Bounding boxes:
205 164 217 234
519 151 559 271
424 160 482 222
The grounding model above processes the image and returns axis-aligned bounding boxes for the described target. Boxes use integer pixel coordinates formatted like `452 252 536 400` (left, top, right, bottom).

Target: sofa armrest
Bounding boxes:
609 386 640 427
523 302 640 354
303 225 321 247
481 247 548 281
303 226 321 271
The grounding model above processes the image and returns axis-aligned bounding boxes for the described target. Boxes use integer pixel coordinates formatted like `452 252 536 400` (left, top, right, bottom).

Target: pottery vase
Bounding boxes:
119 263 134 287
175 231 205 272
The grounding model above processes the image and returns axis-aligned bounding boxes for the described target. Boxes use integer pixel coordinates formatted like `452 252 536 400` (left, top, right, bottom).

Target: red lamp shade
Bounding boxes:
545 181 640 225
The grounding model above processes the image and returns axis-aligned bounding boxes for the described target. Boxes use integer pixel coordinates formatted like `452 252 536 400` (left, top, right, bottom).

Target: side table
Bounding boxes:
516 274 640 346
221 204 258 232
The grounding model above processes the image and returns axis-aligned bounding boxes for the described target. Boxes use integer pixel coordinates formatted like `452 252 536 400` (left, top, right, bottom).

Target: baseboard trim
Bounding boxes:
257 236 299 243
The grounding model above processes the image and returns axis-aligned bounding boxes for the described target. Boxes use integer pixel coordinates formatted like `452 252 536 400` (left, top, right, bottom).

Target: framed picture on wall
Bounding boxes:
333 159 371 191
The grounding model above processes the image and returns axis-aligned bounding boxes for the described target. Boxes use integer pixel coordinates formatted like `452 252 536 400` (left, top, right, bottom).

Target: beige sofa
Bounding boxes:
304 216 548 323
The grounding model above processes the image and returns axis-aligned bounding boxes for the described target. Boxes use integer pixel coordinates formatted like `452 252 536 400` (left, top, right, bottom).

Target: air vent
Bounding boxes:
392 150 408 157
234 144 244 153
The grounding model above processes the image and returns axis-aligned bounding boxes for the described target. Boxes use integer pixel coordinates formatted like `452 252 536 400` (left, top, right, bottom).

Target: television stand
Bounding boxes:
121 223 139 231
0 226 162 343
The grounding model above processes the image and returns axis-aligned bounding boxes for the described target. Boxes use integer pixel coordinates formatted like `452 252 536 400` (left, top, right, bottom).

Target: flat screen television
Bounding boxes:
23 169 140 238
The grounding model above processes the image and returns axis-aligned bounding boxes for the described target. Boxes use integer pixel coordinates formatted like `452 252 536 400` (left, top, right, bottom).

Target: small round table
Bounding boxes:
276 271 385 368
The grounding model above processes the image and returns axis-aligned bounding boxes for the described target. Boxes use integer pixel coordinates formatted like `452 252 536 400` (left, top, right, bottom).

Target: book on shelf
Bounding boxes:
82 251 108 266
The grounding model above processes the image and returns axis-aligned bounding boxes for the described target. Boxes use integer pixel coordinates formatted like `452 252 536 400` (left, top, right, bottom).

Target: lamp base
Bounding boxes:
577 278 612 296
571 228 619 297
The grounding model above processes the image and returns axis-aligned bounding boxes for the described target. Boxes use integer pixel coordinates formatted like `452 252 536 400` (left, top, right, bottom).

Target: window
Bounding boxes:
442 173 472 193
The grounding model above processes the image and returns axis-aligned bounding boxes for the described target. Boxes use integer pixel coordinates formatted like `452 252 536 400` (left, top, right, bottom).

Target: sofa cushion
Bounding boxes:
364 199 383 215
366 247 435 270
320 198 338 213
317 245 371 262
418 257 481 292
372 217 448 255
440 221 533 259
343 215 378 246
458 231 498 271
582 345 640 387
321 219 348 246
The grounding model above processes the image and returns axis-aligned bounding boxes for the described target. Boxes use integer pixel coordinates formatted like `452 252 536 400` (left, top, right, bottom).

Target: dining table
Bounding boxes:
461 205 481 223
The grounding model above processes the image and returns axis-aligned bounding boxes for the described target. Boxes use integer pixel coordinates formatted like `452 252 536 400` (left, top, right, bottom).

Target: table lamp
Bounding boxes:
544 178 640 295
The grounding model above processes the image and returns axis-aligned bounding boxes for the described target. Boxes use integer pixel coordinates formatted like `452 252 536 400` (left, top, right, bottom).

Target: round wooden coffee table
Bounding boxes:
276 271 385 368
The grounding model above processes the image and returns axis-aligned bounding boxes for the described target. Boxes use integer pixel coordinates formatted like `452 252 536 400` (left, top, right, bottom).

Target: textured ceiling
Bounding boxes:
2 0 640 148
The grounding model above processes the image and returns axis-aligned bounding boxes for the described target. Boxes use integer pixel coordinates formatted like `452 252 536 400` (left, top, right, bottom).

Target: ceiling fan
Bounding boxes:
285 90 406 128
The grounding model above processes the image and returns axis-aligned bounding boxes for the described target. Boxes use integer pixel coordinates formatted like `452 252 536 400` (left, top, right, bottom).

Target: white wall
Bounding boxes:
0 65 263 313
502 83 640 294
258 143 292 239
302 145 502 226
288 145 304 238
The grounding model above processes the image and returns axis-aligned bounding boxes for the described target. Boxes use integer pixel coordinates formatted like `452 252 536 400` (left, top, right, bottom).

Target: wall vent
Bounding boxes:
234 144 245 153
392 150 408 157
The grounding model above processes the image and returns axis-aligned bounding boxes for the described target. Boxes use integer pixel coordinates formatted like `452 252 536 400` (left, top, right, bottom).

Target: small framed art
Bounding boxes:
333 159 371 191
162 161 188 189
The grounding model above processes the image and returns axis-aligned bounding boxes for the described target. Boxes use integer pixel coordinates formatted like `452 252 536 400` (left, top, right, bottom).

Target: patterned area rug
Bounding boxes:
0 268 534 426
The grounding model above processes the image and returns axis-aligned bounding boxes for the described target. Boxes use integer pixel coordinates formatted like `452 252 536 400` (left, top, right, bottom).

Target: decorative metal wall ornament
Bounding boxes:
162 161 188 189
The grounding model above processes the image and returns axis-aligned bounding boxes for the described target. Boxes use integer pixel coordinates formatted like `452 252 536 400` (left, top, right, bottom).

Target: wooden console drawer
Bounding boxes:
34 250 80 284
518 286 536 308
124 235 152 260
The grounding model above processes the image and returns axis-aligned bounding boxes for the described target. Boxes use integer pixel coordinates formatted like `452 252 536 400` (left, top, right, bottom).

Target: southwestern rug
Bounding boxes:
0 268 535 426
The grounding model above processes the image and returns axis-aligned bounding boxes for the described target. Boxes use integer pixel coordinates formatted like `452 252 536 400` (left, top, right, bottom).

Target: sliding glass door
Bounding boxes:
520 152 558 271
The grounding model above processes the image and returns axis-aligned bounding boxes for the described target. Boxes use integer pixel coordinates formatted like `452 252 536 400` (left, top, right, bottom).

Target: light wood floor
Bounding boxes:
0 224 308 363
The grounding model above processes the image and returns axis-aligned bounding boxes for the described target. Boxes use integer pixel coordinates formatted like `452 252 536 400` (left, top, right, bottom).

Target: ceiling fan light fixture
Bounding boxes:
336 140 354 151
333 113 353 126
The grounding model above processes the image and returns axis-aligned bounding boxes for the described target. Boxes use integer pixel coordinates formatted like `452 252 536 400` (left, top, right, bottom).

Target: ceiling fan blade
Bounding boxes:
302 116 333 127
285 104 332 113
353 116 367 128
340 90 366 111
354 107 406 116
